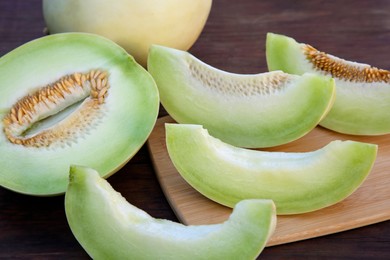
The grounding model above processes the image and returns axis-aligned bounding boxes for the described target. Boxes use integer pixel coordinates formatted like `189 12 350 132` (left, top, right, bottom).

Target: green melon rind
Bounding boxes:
165 123 377 215
266 32 390 135
148 45 335 148
65 166 276 260
0 33 159 195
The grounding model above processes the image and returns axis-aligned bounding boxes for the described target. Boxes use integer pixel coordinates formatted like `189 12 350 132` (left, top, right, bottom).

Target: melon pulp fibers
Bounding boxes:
0 33 159 196
148 45 335 148
65 166 276 260
43 0 212 66
266 32 390 135
165 123 378 215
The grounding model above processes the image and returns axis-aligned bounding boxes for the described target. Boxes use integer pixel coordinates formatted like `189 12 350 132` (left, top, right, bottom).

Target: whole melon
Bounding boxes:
43 0 212 66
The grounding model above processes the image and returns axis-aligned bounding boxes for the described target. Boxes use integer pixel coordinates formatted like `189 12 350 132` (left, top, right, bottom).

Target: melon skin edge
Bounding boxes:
65 166 276 260
148 44 336 148
266 32 390 135
165 123 378 215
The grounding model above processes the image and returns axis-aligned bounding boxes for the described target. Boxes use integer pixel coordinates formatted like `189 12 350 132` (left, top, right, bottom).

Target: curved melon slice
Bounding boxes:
266 32 390 135
0 33 159 195
148 45 335 148
65 166 276 259
165 123 377 215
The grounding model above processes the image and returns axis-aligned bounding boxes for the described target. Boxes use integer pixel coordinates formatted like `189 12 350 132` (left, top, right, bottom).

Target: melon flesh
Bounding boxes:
65 166 276 260
266 32 390 135
165 123 377 215
148 45 335 148
0 33 159 195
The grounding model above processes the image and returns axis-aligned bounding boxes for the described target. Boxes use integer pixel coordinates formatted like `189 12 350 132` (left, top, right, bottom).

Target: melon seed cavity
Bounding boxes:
303 44 390 83
188 61 292 96
2 70 110 148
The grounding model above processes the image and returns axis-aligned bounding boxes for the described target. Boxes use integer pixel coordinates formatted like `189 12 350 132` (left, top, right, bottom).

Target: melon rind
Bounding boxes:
165 123 378 215
148 45 335 148
266 32 390 135
0 33 159 195
65 166 276 260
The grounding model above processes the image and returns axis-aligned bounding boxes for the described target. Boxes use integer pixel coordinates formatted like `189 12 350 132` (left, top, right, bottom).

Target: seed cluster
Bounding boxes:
3 70 110 148
189 61 291 96
303 44 390 83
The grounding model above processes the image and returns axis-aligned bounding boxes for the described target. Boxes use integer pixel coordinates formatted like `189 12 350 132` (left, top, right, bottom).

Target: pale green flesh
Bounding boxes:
65 166 276 260
0 33 159 195
148 45 335 148
266 32 390 135
166 124 377 215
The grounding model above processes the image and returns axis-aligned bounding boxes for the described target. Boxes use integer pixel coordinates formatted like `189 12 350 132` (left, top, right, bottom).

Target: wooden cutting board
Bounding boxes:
147 116 390 246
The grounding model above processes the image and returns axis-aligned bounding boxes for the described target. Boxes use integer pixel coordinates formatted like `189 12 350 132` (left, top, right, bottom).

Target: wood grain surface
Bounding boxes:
147 116 390 246
1 0 390 259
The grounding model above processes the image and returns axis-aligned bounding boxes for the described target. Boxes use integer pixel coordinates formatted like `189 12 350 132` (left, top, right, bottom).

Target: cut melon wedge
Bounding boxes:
0 33 159 195
165 123 378 215
148 45 335 148
266 32 390 135
65 166 276 259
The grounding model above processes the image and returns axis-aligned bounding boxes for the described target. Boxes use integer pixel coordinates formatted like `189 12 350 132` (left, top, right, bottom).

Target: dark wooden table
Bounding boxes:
1 0 389 259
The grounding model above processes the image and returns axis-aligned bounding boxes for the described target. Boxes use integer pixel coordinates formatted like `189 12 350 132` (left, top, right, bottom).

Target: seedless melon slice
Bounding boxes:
65 166 276 260
165 123 377 215
148 45 335 148
266 32 390 135
0 33 159 195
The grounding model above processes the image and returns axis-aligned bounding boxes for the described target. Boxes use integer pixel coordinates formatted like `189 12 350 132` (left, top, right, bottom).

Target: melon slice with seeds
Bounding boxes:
0 33 159 195
266 32 390 135
148 45 335 148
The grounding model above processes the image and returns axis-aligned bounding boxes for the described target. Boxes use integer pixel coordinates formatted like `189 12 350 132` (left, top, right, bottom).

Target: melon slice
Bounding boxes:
0 33 159 195
165 123 377 215
65 166 276 259
148 45 335 148
266 32 390 135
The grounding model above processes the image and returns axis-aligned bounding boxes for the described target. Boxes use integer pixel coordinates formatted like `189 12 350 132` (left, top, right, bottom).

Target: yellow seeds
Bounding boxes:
91 90 98 98
2 69 110 148
10 114 18 124
91 78 97 90
98 87 108 98
81 74 87 84
97 78 102 90
74 73 82 84
98 71 107 80
303 44 390 83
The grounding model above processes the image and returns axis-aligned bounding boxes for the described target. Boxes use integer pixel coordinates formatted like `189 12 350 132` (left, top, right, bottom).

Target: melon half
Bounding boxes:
0 33 159 195
266 32 390 135
148 45 335 148
165 123 377 215
65 166 276 259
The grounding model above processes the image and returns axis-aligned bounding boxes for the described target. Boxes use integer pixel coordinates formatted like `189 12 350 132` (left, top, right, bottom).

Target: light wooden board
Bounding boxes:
147 116 390 246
